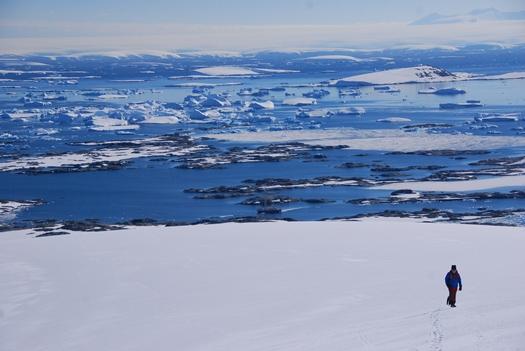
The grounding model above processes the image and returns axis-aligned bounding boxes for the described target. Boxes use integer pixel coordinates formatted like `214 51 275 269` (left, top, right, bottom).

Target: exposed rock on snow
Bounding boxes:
0 199 43 220
0 135 208 173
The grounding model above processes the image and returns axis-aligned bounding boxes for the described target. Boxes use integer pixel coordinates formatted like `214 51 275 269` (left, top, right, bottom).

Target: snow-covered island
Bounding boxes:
329 65 525 86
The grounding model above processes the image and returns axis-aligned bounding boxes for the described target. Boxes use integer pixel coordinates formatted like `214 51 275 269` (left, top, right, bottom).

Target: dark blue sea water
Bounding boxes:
1 50 524 225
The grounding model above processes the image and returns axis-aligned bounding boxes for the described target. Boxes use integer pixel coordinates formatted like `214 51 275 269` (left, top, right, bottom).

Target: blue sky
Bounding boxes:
0 0 524 53
1 0 524 25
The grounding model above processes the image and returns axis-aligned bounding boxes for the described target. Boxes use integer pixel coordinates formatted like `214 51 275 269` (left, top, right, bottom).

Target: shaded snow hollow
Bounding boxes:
1 220 524 351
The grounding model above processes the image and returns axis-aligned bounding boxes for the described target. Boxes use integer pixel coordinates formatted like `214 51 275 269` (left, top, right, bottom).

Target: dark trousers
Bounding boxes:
448 286 458 305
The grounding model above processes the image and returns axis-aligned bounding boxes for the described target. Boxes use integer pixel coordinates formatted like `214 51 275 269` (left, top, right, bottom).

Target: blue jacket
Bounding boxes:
445 271 462 289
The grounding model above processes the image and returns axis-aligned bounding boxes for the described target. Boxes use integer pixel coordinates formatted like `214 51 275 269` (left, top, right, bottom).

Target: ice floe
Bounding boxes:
194 66 259 76
374 175 525 192
475 71 525 80
418 87 466 95
303 89 330 99
377 117 412 123
88 116 139 131
255 68 299 73
283 97 317 106
206 128 525 152
474 113 520 122
302 55 368 62
296 107 365 118
440 102 483 109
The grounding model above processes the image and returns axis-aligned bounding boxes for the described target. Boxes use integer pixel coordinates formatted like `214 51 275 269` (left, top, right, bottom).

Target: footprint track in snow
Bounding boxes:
430 309 443 351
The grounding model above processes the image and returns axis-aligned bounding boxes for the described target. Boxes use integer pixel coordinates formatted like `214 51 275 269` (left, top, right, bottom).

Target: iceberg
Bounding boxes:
374 86 400 93
194 66 259 76
40 112 76 125
140 116 181 124
338 89 361 97
24 101 51 108
238 88 270 97
296 107 365 118
283 97 317 106
164 102 183 110
440 102 483 109
249 100 275 110
331 107 366 116
42 93 67 101
377 117 412 123
184 95 206 107
303 89 330 99
302 55 367 62
189 109 209 120
97 94 128 99
88 116 139 131
296 109 330 118
418 87 466 95
201 95 231 108
475 113 520 122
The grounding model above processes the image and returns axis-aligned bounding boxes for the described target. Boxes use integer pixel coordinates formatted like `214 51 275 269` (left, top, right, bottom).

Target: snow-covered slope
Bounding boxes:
1 221 524 351
330 65 472 86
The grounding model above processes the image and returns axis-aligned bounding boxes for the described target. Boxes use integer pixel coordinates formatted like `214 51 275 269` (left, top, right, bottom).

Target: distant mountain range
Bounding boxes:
411 8 525 25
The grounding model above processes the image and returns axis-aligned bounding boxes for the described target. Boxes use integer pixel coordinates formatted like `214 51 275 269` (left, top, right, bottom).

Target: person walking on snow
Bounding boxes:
445 265 462 308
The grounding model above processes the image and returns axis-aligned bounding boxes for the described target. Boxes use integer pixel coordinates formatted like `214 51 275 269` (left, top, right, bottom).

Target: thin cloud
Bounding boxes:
0 20 524 54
